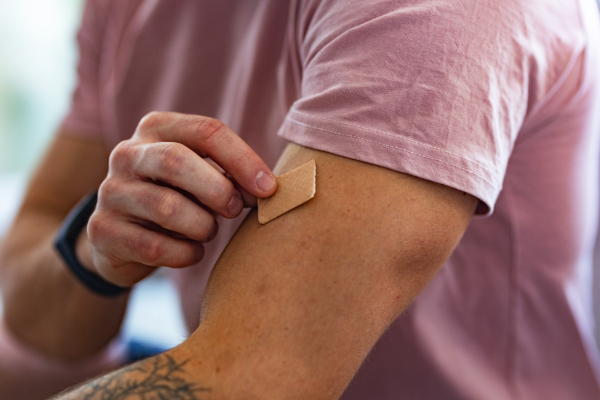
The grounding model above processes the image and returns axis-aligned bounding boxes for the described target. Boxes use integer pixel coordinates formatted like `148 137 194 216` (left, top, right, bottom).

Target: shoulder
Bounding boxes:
296 0 586 59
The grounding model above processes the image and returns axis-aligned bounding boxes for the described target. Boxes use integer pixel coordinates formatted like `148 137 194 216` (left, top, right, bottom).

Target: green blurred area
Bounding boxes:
0 0 84 174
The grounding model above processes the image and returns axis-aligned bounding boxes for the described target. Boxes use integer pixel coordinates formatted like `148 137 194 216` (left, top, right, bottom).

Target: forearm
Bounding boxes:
0 319 126 400
53 349 210 400
0 133 127 362
0 209 128 362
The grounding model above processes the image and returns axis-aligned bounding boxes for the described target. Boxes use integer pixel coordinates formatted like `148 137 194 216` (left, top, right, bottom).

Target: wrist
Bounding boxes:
75 228 95 274
55 192 129 297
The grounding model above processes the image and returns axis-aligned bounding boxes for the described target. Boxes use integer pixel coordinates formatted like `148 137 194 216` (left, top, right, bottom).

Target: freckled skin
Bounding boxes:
52 143 476 400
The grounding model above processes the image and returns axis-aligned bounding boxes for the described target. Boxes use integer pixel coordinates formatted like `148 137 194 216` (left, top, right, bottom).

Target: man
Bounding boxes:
1 0 600 398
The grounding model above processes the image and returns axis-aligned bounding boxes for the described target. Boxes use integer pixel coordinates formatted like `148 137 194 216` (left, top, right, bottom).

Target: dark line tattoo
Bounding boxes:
56 353 211 400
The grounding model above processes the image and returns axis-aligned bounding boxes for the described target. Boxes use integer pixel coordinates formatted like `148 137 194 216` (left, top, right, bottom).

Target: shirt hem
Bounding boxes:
279 110 500 215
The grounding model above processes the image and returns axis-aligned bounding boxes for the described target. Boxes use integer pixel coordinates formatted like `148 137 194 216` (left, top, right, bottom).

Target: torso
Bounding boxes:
83 0 600 397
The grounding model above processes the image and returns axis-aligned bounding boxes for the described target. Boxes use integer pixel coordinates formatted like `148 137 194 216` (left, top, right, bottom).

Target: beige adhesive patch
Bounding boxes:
257 160 316 224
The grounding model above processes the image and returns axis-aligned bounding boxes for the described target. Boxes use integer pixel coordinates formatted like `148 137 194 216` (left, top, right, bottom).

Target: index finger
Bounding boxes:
136 112 277 198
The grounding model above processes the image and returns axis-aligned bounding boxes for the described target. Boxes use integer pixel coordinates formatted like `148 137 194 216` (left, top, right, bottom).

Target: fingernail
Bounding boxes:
227 194 243 217
195 245 205 261
205 220 219 241
256 171 276 192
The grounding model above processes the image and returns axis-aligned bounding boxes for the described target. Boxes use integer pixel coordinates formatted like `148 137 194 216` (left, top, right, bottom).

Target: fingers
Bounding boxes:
101 180 218 241
135 112 277 198
230 175 258 208
90 112 272 287
111 141 245 219
88 211 205 270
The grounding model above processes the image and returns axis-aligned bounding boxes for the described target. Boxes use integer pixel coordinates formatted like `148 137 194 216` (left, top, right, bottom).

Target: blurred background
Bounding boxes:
0 0 187 351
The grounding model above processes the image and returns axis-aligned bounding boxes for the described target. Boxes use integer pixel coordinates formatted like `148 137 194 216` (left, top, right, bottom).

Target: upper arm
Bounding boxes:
179 143 477 399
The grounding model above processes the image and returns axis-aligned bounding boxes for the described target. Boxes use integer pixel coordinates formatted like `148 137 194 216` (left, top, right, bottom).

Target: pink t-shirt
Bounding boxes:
57 0 600 398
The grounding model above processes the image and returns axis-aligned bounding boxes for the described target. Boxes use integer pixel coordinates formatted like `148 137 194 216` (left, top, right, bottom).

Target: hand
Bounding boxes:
85 112 277 287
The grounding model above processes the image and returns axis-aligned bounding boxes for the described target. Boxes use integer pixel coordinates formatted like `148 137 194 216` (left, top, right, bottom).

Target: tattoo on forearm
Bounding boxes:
56 353 211 400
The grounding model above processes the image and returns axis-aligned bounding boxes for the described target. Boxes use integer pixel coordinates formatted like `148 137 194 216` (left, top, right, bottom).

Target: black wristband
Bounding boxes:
54 192 129 297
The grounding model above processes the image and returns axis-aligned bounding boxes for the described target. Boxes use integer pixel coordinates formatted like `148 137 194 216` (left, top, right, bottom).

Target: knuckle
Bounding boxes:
138 111 163 131
135 235 164 264
157 143 186 175
87 212 108 245
109 141 135 171
154 191 182 222
236 149 254 167
196 117 226 143
209 180 233 206
98 178 119 202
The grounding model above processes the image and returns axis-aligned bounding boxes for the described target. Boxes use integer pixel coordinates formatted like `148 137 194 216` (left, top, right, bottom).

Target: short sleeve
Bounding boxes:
60 0 110 140
278 0 531 215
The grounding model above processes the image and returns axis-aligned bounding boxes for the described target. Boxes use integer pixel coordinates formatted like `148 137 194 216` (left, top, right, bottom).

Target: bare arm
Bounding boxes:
0 113 278 369
0 132 125 362
57 143 477 399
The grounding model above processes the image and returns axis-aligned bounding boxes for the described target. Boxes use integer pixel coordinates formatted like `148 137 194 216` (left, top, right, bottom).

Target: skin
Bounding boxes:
0 113 276 365
1 112 477 399
0 133 125 362
84 112 278 288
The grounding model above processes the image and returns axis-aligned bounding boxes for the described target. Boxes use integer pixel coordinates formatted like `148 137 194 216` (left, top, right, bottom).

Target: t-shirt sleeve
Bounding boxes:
60 0 110 140
278 0 530 215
